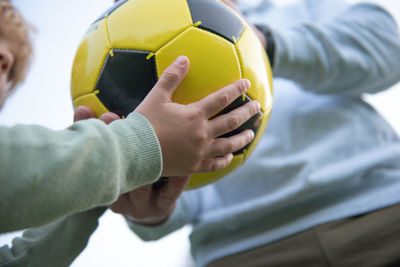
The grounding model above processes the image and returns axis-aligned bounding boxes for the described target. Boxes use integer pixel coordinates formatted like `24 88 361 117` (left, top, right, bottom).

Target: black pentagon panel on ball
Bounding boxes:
92 0 129 24
215 95 263 155
186 0 244 43
95 50 157 118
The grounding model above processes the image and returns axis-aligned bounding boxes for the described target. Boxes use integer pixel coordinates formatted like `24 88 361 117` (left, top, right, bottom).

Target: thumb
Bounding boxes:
154 56 189 99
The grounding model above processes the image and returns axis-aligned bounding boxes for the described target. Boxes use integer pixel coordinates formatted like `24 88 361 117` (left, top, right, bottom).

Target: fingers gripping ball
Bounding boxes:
70 0 273 190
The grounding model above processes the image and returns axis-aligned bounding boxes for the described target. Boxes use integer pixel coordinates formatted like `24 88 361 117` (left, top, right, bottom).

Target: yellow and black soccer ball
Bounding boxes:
70 0 273 190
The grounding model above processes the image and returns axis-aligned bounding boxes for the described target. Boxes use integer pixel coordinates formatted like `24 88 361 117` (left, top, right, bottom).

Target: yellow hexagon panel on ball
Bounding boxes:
155 26 241 105
70 0 273 190
71 19 110 101
107 0 193 52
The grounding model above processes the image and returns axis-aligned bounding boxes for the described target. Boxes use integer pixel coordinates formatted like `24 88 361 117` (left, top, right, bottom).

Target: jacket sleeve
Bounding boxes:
271 3 400 95
0 112 162 233
126 184 222 241
125 196 194 241
0 207 106 267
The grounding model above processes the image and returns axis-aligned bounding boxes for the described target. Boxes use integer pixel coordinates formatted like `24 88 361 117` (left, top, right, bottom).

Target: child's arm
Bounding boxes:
0 111 159 233
0 57 259 233
0 208 106 267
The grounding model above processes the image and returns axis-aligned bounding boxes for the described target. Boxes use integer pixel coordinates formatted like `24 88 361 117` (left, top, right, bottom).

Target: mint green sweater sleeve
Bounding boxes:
1 208 106 267
0 112 162 233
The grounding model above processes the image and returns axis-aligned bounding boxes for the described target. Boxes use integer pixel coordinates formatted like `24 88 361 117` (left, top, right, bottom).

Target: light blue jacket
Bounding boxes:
130 1 400 266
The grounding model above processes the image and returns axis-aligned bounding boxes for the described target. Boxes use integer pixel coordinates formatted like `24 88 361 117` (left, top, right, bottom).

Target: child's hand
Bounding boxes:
73 106 120 123
74 56 260 177
136 56 260 176
110 176 190 226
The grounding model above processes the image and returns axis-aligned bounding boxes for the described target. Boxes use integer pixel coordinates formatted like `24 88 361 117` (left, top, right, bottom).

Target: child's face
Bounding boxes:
0 40 14 108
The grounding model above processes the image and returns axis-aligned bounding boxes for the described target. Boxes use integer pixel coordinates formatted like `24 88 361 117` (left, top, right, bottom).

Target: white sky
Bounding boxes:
0 0 399 266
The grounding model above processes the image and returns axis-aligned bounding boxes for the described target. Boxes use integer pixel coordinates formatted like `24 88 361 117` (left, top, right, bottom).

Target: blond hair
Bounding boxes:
0 0 33 91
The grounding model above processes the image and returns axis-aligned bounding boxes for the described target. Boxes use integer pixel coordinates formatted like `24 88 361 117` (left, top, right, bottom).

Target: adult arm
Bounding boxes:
266 3 400 95
123 186 204 241
111 177 225 242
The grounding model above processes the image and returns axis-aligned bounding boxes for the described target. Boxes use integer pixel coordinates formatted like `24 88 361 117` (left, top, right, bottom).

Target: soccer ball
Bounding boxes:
70 0 273 190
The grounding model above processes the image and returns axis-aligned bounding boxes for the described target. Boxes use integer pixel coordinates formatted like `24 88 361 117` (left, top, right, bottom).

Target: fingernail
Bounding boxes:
249 130 255 140
176 56 188 66
255 100 261 110
244 79 251 89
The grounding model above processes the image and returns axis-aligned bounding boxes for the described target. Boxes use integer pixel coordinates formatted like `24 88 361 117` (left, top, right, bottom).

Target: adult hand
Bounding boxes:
136 56 260 177
110 176 190 226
